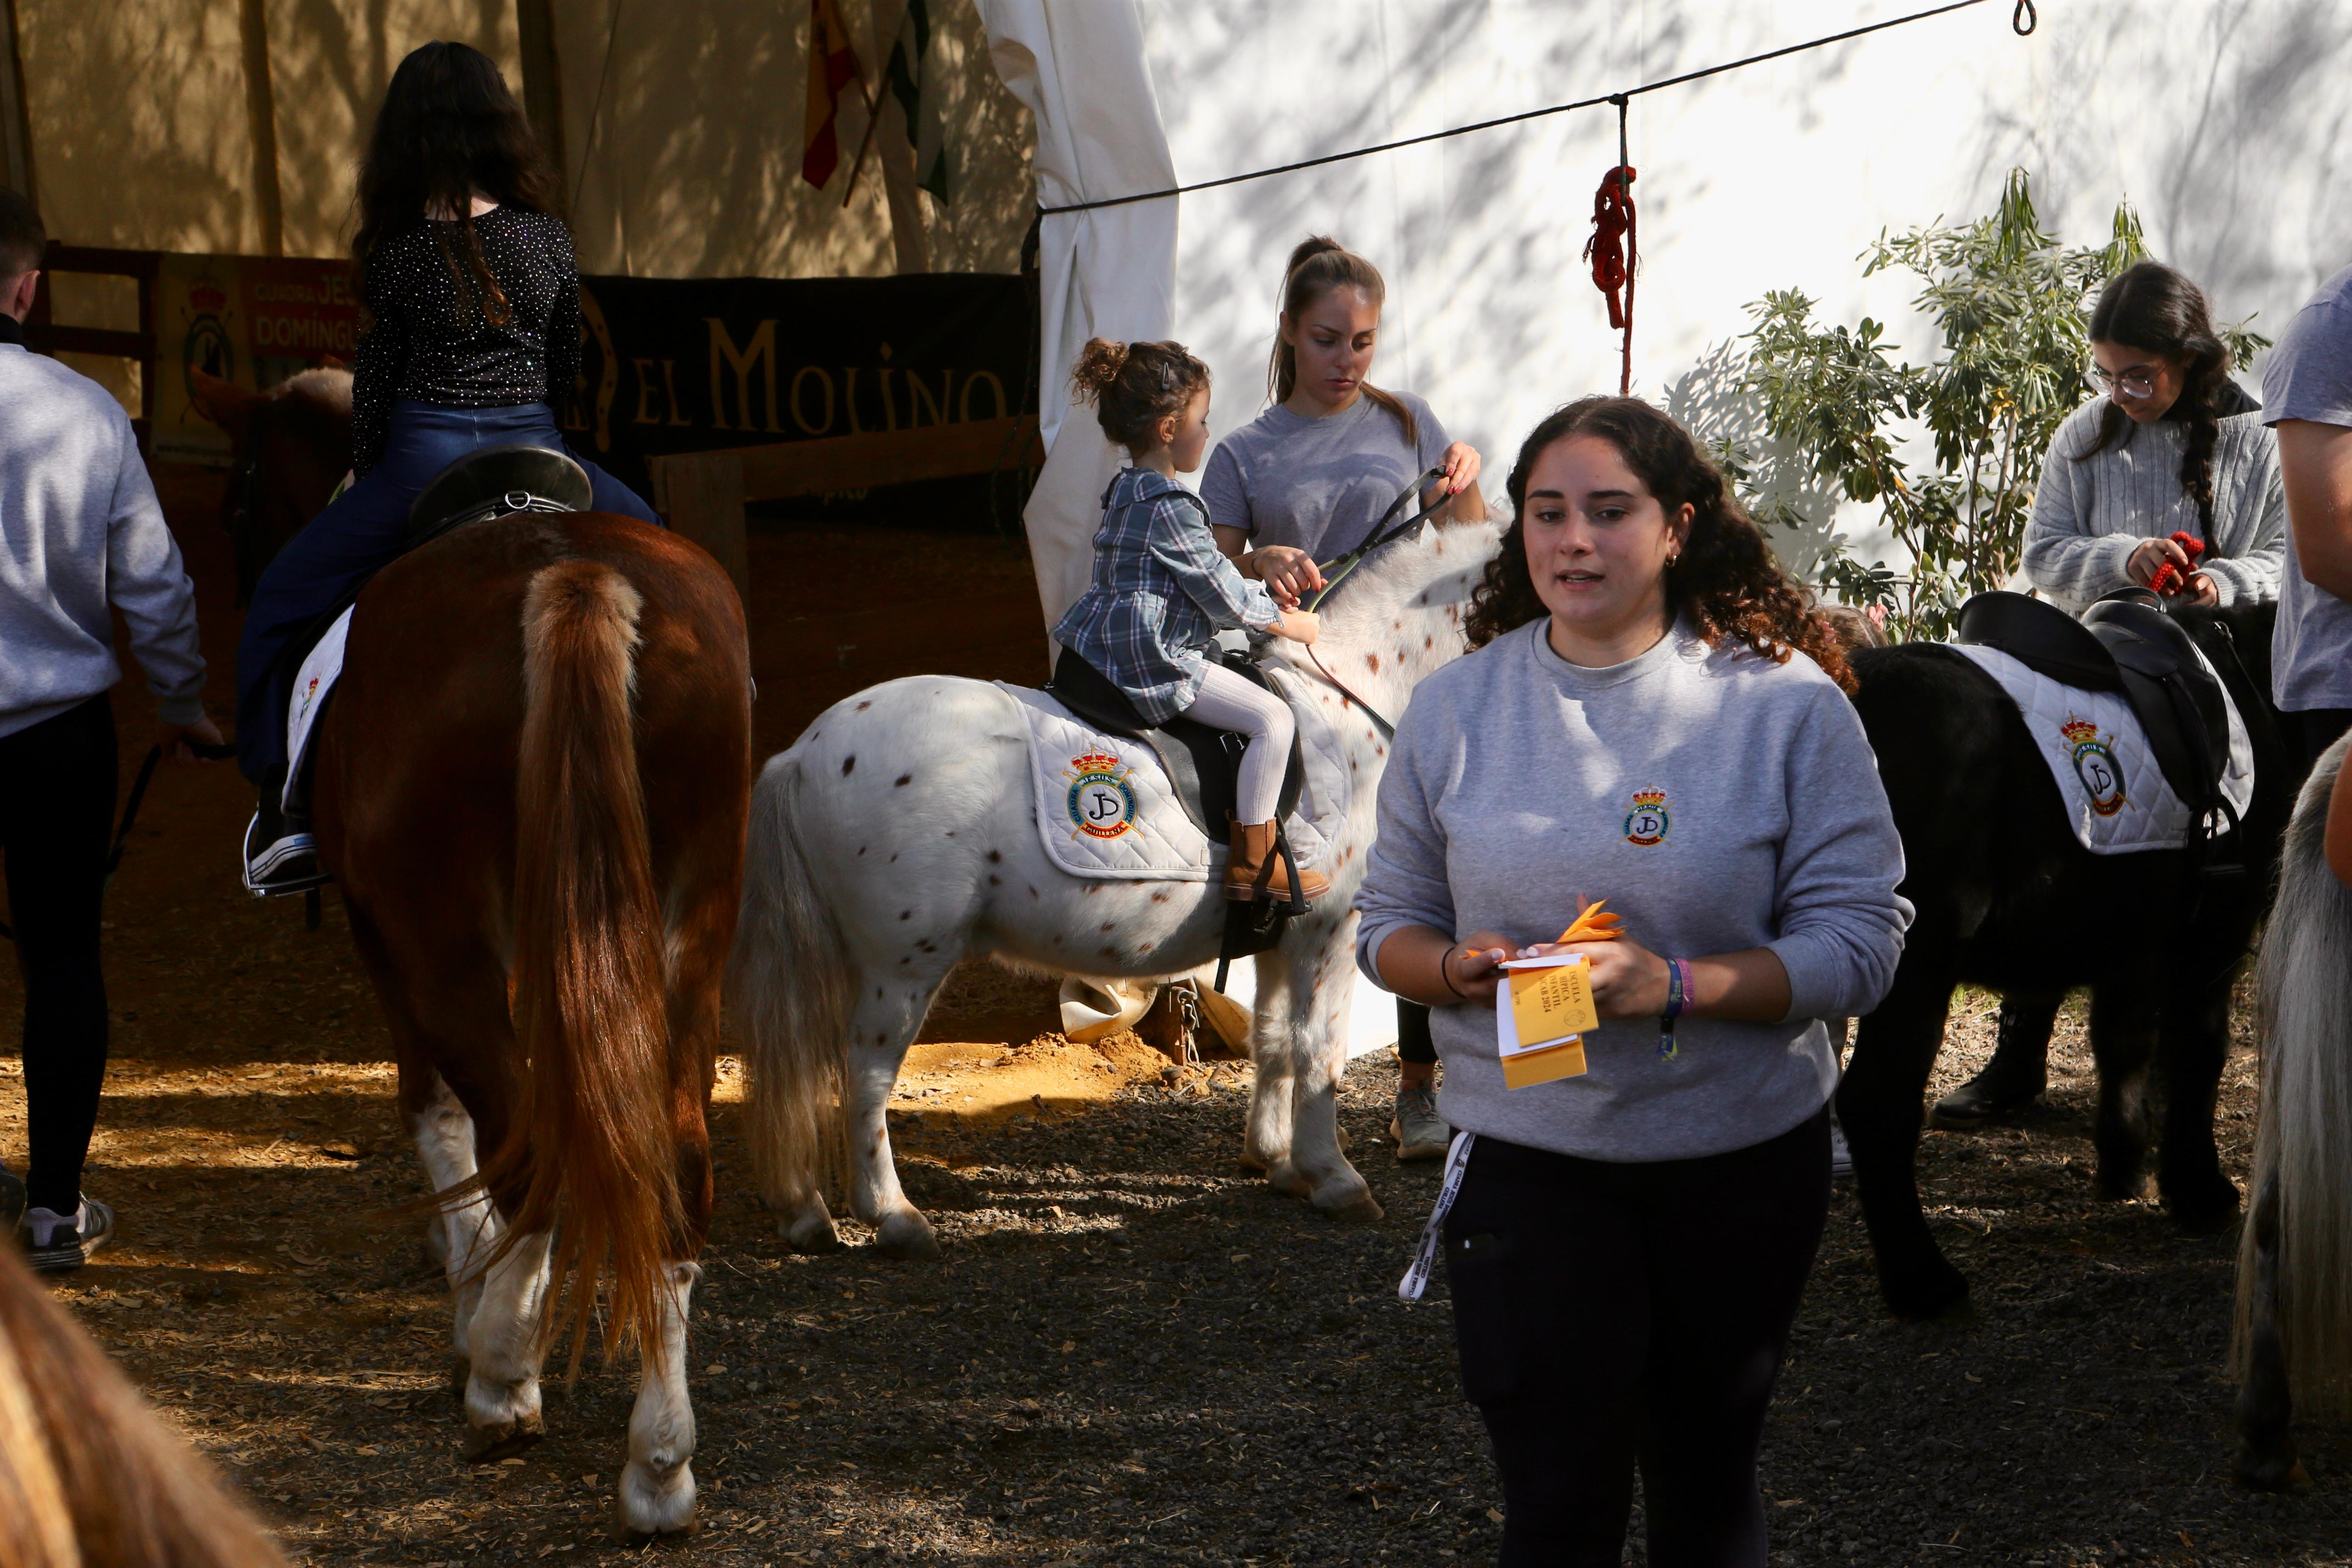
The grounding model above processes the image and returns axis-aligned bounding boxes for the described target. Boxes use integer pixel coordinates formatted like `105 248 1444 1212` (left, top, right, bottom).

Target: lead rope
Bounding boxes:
1583 96 1638 395
1397 1129 1477 1303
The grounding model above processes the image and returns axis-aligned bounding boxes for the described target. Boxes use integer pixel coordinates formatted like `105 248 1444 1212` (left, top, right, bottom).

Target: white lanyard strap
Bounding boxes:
1397 1130 1477 1303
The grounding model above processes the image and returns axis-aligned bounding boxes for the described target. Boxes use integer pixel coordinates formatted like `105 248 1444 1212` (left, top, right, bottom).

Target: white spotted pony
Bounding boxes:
728 515 1504 1255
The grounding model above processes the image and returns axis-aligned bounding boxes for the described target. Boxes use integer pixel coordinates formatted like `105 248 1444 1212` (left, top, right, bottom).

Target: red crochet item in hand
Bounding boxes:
2148 531 2206 597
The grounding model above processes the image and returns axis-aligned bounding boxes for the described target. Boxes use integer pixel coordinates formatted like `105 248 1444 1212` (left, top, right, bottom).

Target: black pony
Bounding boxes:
1838 602 2295 1319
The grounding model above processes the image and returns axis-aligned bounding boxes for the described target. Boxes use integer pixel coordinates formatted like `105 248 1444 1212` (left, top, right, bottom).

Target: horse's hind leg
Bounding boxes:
2086 981 2160 1202
619 1262 701 1537
460 1230 553 1460
2156 968 2241 1231
2235 1173 2307 1490
1260 933 1380 1221
844 965 956 1259
405 1068 497 1356
1931 986 2061 1128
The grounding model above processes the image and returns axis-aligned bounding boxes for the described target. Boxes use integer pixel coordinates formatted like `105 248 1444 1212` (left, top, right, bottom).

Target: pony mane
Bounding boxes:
1313 513 1504 649
279 366 354 419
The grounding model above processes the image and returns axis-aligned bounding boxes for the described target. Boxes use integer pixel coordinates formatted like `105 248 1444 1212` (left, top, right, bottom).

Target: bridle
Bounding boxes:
1286 467 1454 739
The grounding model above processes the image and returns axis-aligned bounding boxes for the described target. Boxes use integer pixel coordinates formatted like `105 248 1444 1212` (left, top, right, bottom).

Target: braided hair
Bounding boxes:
1465 397 1855 693
1070 338 1211 457
2073 261 2235 532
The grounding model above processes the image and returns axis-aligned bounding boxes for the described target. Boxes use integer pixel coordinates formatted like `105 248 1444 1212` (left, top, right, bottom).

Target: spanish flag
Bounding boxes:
802 0 863 188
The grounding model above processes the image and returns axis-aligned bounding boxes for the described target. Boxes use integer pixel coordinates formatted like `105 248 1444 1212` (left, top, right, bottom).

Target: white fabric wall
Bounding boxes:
1000 0 2352 605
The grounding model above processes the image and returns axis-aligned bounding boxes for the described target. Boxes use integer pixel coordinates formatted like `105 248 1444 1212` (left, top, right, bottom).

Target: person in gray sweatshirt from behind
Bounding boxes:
0 186 220 1272
1355 396 1910 1565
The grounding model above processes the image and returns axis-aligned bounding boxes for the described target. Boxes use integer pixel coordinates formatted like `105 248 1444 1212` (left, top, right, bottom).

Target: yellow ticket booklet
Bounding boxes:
1495 954 1600 1089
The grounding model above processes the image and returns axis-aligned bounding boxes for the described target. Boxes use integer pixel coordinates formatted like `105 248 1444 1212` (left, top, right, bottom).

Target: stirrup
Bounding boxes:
242 812 331 898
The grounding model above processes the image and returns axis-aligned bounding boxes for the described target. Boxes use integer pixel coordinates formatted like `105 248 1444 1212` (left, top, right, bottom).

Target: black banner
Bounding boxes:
562 271 1034 514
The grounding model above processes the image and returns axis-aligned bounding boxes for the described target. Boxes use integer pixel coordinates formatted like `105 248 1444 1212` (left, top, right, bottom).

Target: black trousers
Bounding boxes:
1397 998 1436 1066
1441 1110 1832 1568
2290 708 2352 771
0 694 117 1213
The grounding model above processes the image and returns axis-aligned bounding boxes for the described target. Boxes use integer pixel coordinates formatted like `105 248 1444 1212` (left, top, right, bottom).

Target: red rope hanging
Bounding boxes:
1583 96 1638 395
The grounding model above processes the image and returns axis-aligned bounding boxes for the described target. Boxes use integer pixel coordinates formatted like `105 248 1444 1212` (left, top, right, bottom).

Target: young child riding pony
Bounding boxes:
235 40 659 892
1053 339 1327 905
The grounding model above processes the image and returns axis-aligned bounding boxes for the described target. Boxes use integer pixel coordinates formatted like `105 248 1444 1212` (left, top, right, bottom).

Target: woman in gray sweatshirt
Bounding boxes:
1354 397 1911 1565
2020 260 2283 614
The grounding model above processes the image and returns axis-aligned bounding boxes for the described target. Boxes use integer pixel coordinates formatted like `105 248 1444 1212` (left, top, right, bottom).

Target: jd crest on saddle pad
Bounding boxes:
1623 787 1671 846
1000 673 1351 883
2059 716 2128 818
1065 753 1139 840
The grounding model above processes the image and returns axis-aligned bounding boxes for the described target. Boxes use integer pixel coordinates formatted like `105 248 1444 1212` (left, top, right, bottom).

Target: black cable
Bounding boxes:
1038 0 2012 216
2013 0 2037 34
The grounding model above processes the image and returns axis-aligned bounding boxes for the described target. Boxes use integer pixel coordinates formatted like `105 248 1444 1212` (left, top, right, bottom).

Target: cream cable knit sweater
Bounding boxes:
2020 400 2284 614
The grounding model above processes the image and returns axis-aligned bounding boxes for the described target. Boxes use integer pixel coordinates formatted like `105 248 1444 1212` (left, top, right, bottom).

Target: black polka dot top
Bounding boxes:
350 206 582 476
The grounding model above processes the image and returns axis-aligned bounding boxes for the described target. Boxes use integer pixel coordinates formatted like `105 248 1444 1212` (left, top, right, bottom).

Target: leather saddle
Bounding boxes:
276 446 593 816
1046 647 1306 840
1953 588 2238 841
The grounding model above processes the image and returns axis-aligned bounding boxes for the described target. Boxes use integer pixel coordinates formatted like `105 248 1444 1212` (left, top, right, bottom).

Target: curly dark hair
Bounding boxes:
353 41 561 328
1071 338 1211 455
2074 260 2233 530
1465 396 1855 693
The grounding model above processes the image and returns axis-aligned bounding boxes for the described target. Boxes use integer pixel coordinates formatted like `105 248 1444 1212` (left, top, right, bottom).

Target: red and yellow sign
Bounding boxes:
152 254 363 462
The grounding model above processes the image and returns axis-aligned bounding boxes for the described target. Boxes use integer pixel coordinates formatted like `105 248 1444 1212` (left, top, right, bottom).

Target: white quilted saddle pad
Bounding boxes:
1950 642 2254 855
998 663 1352 882
283 606 355 811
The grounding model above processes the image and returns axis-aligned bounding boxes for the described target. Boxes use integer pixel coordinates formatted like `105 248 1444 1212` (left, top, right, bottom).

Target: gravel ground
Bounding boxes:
12 958 2352 1567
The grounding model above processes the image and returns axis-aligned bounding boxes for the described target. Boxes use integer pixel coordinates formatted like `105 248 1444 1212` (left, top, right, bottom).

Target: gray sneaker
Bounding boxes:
22 1196 114 1274
1391 1083 1451 1162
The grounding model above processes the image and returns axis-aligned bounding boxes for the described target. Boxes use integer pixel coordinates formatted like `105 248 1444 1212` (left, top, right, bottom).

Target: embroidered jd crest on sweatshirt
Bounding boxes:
1623 787 1671 846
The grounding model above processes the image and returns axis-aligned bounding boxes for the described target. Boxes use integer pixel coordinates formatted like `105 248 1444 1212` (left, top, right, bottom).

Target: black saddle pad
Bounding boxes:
1955 588 2233 825
1047 648 1306 838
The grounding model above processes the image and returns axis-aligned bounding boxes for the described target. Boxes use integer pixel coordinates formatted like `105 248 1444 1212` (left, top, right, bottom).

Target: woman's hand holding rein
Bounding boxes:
1376 925 1795 1025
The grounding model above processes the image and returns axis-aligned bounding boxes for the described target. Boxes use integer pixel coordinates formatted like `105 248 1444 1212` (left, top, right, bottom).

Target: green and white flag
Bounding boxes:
885 0 950 201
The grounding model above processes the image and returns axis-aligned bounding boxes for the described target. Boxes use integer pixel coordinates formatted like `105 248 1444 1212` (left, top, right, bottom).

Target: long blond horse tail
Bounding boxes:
500 558 682 1367
2236 735 2352 1413
727 749 850 1224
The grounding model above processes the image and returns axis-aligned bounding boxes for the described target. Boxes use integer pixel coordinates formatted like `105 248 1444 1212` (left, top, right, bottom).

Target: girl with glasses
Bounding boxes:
2019 260 2284 613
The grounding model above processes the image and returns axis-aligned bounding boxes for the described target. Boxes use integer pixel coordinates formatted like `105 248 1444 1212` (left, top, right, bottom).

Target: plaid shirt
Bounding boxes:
1054 467 1282 724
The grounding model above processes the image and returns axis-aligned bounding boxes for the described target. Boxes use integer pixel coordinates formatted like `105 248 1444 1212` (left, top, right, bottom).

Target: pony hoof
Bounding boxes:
1236 1151 1273 1174
2234 1446 2311 1493
462 1414 545 1464
1319 1192 1385 1224
2165 1178 2242 1235
2094 1170 2154 1203
1266 1162 1313 1201
1880 1260 1970 1322
614 1461 698 1540
781 1217 844 1254
874 1213 941 1261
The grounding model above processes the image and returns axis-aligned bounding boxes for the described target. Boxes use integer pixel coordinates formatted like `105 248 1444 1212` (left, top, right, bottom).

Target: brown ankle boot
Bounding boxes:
1223 817 1330 905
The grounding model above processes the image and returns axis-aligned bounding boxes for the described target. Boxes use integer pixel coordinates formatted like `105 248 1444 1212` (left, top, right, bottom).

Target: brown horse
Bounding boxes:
201 392 750 1536
187 365 352 602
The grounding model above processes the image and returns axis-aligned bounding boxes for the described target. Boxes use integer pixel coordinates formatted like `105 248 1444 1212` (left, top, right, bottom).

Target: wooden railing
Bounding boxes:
649 413 1046 596
25 244 161 447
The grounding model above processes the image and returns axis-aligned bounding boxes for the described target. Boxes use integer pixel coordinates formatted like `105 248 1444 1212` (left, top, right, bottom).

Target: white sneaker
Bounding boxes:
243 810 324 896
1391 1083 1451 1162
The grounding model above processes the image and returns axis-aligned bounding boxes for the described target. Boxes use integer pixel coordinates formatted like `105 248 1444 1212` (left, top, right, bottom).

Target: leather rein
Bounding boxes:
1285 467 1453 740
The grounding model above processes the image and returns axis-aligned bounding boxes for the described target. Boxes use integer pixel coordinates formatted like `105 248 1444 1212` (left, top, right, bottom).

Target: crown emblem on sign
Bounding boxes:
1072 753 1122 775
2060 718 2101 747
190 282 227 312
1631 788 1667 809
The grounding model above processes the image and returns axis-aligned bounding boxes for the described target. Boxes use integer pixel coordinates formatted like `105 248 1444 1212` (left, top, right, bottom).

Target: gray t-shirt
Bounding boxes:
1352 619 1913 1162
1199 389 1451 560
2264 264 2352 712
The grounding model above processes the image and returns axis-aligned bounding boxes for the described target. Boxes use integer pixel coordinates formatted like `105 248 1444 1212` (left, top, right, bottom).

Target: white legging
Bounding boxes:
1182 662 1295 826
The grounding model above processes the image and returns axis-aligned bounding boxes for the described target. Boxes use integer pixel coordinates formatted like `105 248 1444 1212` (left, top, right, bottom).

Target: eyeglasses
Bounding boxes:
2087 365 2160 399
